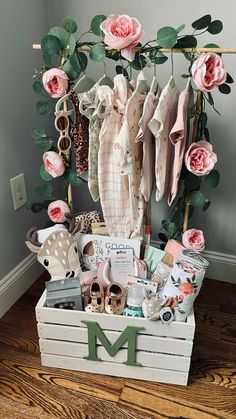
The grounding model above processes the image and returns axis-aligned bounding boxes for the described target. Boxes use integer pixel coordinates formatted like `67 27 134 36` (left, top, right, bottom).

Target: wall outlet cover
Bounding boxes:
10 173 27 210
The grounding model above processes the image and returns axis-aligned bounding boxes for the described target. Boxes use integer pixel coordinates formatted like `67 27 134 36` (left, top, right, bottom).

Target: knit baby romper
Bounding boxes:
115 81 146 239
168 80 194 205
148 76 179 201
98 75 133 238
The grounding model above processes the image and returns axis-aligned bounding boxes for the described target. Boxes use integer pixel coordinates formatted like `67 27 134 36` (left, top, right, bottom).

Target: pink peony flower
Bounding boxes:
179 282 195 296
42 68 68 98
191 53 227 92
100 14 144 61
43 151 65 178
185 140 217 176
47 200 70 223
182 229 205 252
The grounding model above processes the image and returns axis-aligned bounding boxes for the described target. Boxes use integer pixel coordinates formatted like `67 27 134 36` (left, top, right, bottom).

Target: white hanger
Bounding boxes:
55 93 74 116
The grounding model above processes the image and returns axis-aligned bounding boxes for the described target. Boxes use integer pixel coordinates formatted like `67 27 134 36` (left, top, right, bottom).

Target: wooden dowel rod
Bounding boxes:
182 90 203 233
32 44 236 54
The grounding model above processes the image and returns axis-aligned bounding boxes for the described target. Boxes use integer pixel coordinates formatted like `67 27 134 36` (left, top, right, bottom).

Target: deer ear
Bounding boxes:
25 241 40 254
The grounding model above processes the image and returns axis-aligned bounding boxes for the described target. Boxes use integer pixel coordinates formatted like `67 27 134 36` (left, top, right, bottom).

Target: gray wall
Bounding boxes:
48 0 236 257
0 0 49 279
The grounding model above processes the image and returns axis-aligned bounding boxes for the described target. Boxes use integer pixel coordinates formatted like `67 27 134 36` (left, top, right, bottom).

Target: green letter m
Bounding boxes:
81 321 144 366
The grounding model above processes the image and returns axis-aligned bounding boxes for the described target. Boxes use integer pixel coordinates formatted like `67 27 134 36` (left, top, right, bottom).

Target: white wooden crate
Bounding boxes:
36 290 195 386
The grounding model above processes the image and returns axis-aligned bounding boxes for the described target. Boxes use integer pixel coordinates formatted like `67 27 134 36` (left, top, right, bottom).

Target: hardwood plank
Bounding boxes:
0 394 52 419
119 382 236 419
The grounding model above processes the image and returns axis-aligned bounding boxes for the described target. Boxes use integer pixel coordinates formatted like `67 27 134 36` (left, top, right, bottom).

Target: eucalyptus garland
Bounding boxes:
28 14 234 247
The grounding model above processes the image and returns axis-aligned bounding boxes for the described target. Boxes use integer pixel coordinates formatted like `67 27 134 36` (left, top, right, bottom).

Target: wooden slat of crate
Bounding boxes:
36 291 195 340
39 338 191 372
37 322 193 356
41 353 188 385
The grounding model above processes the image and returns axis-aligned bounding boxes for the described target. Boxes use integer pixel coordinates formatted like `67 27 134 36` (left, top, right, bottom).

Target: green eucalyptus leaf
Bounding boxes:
176 35 197 48
68 34 76 55
207 92 214 106
40 164 53 181
31 202 44 213
156 26 178 48
190 191 205 207
163 219 176 235
48 26 68 48
36 101 51 116
204 43 220 48
203 200 211 212
35 136 53 151
63 16 77 33
176 24 185 33
226 73 234 84
77 52 88 72
192 14 211 30
218 83 231 94
207 20 223 34
154 50 168 64
64 169 81 186
202 170 220 188
32 80 44 94
35 184 54 199
42 52 52 65
41 34 62 56
31 127 46 140
62 54 81 80
89 44 106 61
91 15 107 36
115 65 129 79
158 233 168 243
184 173 201 191
130 53 146 69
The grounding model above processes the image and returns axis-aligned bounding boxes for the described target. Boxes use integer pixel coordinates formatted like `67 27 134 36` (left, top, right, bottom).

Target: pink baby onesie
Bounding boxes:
148 76 179 202
98 75 133 238
135 80 160 202
168 80 194 205
114 81 146 239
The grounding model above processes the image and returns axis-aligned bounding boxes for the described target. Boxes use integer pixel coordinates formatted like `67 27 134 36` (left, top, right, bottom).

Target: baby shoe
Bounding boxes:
84 280 105 313
105 282 126 315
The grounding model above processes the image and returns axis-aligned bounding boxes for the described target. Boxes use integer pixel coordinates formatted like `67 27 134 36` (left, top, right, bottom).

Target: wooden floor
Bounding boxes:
0 274 235 419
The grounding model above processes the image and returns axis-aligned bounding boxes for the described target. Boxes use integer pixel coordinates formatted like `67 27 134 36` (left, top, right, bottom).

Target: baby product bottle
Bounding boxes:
123 285 144 317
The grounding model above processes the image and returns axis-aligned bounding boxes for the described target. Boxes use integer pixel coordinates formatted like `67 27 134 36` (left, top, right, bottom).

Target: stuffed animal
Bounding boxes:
25 213 81 279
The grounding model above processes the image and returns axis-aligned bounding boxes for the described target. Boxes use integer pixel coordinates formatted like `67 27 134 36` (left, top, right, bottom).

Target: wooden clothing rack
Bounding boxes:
33 44 236 232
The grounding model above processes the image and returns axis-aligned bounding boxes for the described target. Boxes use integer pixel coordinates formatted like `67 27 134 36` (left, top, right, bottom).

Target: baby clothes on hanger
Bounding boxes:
148 76 179 201
168 80 194 205
98 74 133 238
78 84 107 201
135 77 160 202
114 76 147 239
68 91 89 175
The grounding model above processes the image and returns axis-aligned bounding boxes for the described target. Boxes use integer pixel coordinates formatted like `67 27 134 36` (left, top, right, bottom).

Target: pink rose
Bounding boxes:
42 68 68 98
191 53 226 92
182 229 205 252
47 200 70 223
100 14 144 61
43 151 65 178
179 282 195 296
185 140 217 176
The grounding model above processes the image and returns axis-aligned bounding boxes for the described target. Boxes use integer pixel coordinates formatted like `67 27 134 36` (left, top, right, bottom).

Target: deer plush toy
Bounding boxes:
25 213 81 279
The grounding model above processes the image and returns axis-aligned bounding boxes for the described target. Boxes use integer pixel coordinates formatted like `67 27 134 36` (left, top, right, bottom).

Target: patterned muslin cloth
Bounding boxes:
162 249 209 322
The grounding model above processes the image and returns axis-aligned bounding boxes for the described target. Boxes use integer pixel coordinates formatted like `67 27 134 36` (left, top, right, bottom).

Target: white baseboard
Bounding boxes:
0 253 44 319
151 240 236 284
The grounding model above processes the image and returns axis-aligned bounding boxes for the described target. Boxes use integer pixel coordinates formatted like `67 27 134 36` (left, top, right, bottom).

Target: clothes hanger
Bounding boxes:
135 56 149 94
150 61 158 94
73 72 95 94
55 93 74 116
97 61 114 88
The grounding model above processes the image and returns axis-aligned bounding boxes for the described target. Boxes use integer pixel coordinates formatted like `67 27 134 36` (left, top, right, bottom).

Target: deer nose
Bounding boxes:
65 271 75 278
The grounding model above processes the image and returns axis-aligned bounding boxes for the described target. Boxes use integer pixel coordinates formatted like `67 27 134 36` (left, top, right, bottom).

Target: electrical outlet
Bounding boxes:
10 173 27 210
